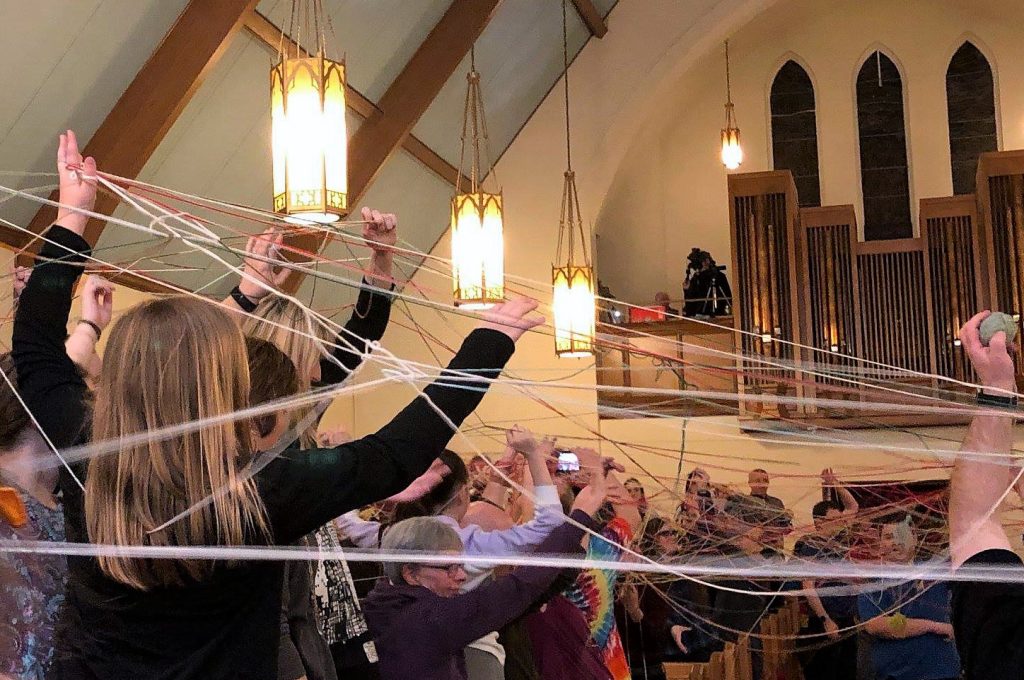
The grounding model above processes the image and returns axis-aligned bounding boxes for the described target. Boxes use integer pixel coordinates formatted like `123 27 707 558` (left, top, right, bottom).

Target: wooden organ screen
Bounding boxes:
729 155 1024 422
977 151 1024 311
796 206 859 410
854 240 934 378
728 172 801 407
921 196 982 382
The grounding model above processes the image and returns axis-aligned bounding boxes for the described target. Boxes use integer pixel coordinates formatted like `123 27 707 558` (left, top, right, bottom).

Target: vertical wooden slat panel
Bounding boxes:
728 172 800 413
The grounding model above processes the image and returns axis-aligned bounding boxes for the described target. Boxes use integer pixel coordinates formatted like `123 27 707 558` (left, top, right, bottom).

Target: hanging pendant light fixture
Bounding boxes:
553 0 596 358
271 0 347 224
721 39 743 170
451 48 504 309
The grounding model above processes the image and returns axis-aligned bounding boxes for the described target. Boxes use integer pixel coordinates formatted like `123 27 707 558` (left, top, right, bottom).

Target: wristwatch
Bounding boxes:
230 285 258 313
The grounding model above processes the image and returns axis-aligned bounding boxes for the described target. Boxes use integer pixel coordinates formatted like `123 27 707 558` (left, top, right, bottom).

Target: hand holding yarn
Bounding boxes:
56 130 98 237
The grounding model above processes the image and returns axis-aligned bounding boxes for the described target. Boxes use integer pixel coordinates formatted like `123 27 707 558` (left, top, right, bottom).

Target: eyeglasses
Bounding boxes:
419 563 465 577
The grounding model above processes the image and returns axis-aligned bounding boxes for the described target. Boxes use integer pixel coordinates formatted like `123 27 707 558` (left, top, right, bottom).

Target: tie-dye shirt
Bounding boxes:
0 490 67 679
564 516 633 680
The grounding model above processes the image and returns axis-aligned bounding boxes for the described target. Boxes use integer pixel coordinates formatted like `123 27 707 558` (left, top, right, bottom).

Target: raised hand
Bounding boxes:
505 425 555 461
239 228 290 302
572 446 625 478
821 468 838 487
571 462 609 517
360 207 398 252
670 625 691 654
12 265 30 305
386 457 452 504
56 130 98 237
961 311 1016 393
81 275 115 331
477 296 545 343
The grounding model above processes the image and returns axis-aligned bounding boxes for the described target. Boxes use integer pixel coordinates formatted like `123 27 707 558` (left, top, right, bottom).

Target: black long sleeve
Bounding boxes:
11 225 90 451
258 327 515 544
318 280 394 385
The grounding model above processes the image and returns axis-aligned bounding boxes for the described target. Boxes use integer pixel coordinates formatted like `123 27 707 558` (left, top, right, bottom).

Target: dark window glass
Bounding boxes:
770 60 820 207
946 42 997 195
857 51 911 240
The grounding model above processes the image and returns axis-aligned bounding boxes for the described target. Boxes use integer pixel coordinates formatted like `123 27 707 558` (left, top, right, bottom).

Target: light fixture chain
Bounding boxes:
725 39 732 104
562 0 572 173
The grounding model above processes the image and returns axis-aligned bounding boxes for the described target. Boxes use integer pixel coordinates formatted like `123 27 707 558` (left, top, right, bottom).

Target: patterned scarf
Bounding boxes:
311 523 369 645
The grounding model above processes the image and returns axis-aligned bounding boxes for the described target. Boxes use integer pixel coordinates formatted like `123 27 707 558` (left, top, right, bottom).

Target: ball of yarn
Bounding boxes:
979 312 1019 347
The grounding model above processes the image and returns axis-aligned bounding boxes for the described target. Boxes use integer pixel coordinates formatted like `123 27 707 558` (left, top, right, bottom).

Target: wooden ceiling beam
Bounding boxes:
16 0 258 268
242 9 469 189
571 0 608 38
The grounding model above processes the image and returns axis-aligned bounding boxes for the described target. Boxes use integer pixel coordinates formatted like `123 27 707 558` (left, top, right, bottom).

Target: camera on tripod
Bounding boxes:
684 248 731 317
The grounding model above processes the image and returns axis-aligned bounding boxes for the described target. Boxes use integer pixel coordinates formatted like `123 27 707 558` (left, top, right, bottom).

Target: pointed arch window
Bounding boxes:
946 41 997 195
856 51 911 240
770 60 820 207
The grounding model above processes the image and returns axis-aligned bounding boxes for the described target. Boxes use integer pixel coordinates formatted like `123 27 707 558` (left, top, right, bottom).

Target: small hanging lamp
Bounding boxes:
271 0 348 224
553 0 596 358
721 39 743 170
451 48 504 309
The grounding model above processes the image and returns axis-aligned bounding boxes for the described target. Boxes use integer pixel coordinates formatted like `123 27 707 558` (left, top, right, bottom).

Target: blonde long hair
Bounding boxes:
242 296 332 448
86 297 269 590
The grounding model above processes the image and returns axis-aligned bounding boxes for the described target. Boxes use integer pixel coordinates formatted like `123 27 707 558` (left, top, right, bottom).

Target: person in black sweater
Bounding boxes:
12 129 542 679
232 213 399 680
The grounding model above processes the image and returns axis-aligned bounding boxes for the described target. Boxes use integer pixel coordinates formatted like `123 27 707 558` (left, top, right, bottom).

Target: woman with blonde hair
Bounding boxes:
228 210 398 679
12 130 542 679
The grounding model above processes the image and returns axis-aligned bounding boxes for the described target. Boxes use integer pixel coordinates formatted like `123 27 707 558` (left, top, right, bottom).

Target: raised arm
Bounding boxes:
319 208 397 384
951 312 1017 569
259 298 545 543
573 446 639 532
428 478 608 652
822 468 859 518
221 228 290 314
12 131 97 449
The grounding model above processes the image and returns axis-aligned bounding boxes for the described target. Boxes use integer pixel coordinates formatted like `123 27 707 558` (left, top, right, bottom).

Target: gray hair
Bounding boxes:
380 517 463 583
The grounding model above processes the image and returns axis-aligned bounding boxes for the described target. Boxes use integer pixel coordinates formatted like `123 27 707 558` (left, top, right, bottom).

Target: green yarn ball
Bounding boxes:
979 312 1018 347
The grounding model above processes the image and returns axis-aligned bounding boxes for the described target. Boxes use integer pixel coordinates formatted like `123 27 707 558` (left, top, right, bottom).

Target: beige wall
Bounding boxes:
595 0 1024 305
318 0 784 449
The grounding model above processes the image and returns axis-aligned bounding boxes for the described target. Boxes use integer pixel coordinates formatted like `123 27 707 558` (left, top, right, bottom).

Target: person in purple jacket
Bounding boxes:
362 466 613 680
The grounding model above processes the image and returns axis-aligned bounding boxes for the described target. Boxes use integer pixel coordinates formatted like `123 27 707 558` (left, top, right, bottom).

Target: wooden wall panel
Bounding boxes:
798 206 859 405
855 244 932 377
976 152 1024 380
728 172 801 407
921 196 981 382
987 174 1024 315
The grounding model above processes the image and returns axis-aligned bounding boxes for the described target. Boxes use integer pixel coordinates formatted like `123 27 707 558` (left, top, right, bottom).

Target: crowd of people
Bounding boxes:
0 131 1021 680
